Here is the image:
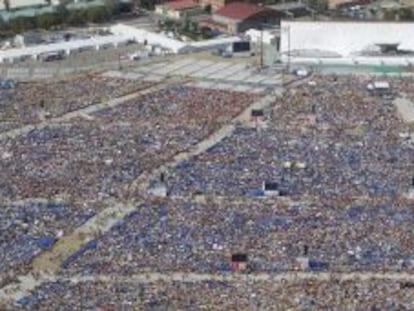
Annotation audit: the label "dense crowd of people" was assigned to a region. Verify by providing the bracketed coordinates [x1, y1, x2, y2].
[5, 73, 414, 309]
[0, 86, 258, 201]
[167, 75, 413, 200]
[59, 195, 414, 276]
[0, 201, 95, 285]
[14, 278, 414, 310]
[0, 74, 152, 132]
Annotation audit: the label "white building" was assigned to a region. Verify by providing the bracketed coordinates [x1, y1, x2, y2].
[8, 0, 48, 9]
[280, 21, 414, 66]
[245, 28, 279, 46]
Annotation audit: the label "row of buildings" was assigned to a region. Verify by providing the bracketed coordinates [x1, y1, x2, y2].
[154, 0, 414, 25]
[0, 0, 236, 13]
[156, 1, 285, 34]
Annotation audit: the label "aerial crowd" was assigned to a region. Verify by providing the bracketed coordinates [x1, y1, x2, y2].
[2, 72, 414, 309]
[14, 278, 414, 310]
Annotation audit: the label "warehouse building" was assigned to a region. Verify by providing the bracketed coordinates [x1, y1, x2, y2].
[201, 2, 282, 34]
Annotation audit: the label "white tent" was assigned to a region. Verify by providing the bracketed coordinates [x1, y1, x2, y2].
[110, 24, 191, 54]
[110, 24, 244, 54]
[190, 36, 242, 52]
[373, 81, 390, 90]
[0, 34, 133, 63]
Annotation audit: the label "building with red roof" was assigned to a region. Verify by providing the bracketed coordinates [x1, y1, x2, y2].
[201, 2, 283, 34]
[215, 1, 266, 19]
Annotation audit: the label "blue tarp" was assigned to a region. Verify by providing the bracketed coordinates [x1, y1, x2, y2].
[15, 296, 31, 307]
[347, 205, 364, 220]
[309, 260, 329, 271]
[246, 189, 264, 197]
[37, 236, 56, 249]
[0, 80, 15, 89]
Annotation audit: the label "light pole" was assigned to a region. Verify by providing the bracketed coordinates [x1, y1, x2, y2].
[281, 25, 291, 72]
[287, 25, 291, 72]
[260, 26, 264, 69]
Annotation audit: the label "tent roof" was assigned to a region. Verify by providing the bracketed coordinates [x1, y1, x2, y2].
[373, 81, 390, 89]
[0, 34, 133, 61]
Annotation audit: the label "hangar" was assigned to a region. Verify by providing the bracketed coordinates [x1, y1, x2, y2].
[280, 21, 414, 66]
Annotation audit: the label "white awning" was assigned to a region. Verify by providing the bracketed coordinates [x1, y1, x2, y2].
[373, 81, 390, 89]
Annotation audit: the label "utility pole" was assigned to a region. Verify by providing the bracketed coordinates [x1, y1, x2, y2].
[260, 26, 264, 69]
[287, 25, 291, 72]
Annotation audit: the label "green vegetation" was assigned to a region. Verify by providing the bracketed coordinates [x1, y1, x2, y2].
[0, 1, 130, 35]
[382, 8, 414, 21]
[204, 4, 211, 14]
[137, 0, 154, 10]
[397, 7, 413, 21]
[307, 0, 328, 12]
[157, 18, 214, 41]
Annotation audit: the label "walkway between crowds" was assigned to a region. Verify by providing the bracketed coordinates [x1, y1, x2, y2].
[0, 85, 277, 305]
[128, 89, 282, 197]
[66, 271, 414, 283]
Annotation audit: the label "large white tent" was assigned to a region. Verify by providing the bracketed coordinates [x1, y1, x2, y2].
[280, 21, 414, 66]
[110, 24, 243, 53]
[0, 24, 244, 64]
[110, 24, 192, 54]
[0, 34, 134, 63]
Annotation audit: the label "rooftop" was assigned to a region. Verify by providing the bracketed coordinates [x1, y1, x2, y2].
[215, 2, 270, 20]
[165, 0, 200, 10]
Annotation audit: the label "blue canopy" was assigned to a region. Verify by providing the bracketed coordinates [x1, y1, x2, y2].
[37, 236, 56, 249]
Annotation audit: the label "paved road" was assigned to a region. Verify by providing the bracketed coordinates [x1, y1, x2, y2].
[64, 271, 414, 283]
[394, 94, 414, 123]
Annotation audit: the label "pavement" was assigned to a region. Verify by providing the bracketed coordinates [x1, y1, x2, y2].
[394, 94, 414, 123]
[133, 57, 288, 91]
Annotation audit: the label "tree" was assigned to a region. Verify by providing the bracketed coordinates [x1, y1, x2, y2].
[204, 4, 211, 14]
[163, 19, 174, 31]
[103, 0, 119, 15]
[399, 8, 413, 21]
[138, 0, 154, 10]
[182, 17, 190, 32]
[190, 21, 198, 33]
[55, 5, 68, 25]
[200, 26, 213, 39]
[86, 5, 111, 23]
[66, 9, 87, 26]
[382, 9, 396, 21]
[307, 0, 328, 12]
[35, 13, 58, 30]
[9, 17, 35, 33]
